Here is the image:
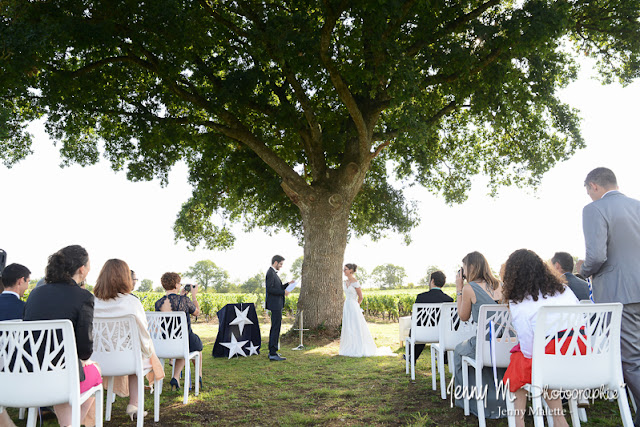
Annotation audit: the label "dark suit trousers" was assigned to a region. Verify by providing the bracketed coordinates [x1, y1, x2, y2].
[413, 344, 426, 361]
[269, 309, 282, 356]
[409, 343, 448, 364]
[620, 303, 640, 426]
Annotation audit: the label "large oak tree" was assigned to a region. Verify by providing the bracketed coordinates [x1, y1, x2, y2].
[2, 0, 639, 328]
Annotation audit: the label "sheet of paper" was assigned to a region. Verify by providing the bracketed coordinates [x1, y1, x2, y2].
[286, 280, 299, 293]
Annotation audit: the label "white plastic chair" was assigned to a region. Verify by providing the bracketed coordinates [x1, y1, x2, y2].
[92, 315, 159, 427]
[431, 303, 477, 399]
[510, 303, 633, 427]
[146, 311, 200, 411]
[461, 304, 518, 427]
[0, 319, 103, 427]
[405, 303, 442, 381]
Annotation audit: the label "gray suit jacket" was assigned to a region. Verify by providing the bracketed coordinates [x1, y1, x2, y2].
[581, 190, 640, 304]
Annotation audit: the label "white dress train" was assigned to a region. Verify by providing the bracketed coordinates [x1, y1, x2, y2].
[338, 280, 396, 357]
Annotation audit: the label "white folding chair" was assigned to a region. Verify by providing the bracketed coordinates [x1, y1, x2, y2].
[512, 303, 633, 427]
[431, 303, 477, 399]
[146, 311, 200, 412]
[461, 304, 517, 427]
[92, 315, 159, 427]
[0, 319, 103, 427]
[405, 303, 442, 381]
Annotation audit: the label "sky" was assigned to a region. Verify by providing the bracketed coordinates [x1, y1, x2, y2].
[1, 60, 640, 288]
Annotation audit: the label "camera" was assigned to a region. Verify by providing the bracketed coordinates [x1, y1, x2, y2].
[459, 266, 466, 280]
[0, 249, 6, 279]
[184, 283, 196, 292]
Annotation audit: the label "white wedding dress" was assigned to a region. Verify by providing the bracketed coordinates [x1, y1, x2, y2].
[339, 280, 396, 357]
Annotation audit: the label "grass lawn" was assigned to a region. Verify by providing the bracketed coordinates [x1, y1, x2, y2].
[4, 315, 628, 426]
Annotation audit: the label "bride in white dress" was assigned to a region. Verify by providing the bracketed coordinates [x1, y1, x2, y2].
[339, 263, 396, 357]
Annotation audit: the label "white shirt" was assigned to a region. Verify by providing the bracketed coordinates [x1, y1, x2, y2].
[509, 288, 579, 358]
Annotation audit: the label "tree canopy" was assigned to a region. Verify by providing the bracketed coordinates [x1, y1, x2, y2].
[183, 259, 230, 292]
[240, 272, 265, 294]
[137, 278, 153, 292]
[371, 263, 407, 289]
[2, 0, 639, 327]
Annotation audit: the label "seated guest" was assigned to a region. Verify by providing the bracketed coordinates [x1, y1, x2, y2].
[0, 263, 30, 426]
[453, 251, 506, 419]
[502, 249, 578, 427]
[0, 263, 30, 320]
[93, 259, 164, 421]
[130, 270, 138, 289]
[407, 271, 453, 362]
[23, 245, 101, 427]
[551, 251, 591, 301]
[155, 272, 203, 391]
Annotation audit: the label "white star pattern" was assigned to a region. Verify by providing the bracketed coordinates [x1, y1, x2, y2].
[246, 341, 260, 356]
[220, 334, 249, 359]
[229, 305, 254, 335]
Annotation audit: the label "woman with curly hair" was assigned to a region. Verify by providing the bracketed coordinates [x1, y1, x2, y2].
[155, 272, 203, 391]
[502, 249, 579, 427]
[453, 251, 506, 419]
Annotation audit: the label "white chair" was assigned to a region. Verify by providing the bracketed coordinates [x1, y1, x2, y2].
[0, 319, 103, 427]
[146, 311, 200, 412]
[431, 303, 477, 399]
[461, 304, 518, 427]
[92, 315, 160, 427]
[512, 303, 633, 427]
[405, 303, 442, 381]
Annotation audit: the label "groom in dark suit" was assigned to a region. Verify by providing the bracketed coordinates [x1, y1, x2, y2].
[0, 263, 31, 321]
[578, 167, 640, 424]
[408, 271, 453, 361]
[266, 255, 291, 361]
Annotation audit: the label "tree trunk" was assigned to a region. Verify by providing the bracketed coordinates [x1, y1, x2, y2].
[296, 194, 351, 329]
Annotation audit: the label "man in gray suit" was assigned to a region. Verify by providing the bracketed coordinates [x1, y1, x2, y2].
[551, 252, 591, 301]
[579, 167, 640, 424]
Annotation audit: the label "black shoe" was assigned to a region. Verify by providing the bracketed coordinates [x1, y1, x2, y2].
[269, 354, 286, 361]
[170, 378, 180, 391]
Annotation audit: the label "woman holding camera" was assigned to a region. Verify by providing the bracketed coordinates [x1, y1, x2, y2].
[155, 272, 203, 391]
[453, 251, 507, 420]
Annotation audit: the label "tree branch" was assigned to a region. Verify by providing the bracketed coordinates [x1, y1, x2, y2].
[320, 0, 370, 150]
[119, 46, 308, 193]
[423, 47, 504, 86]
[406, 0, 501, 57]
[381, 0, 418, 41]
[59, 55, 147, 78]
[234, 1, 328, 180]
[198, 0, 250, 38]
[425, 100, 457, 126]
[372, 130, 399, 142]
[371, 139, 393, 159]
